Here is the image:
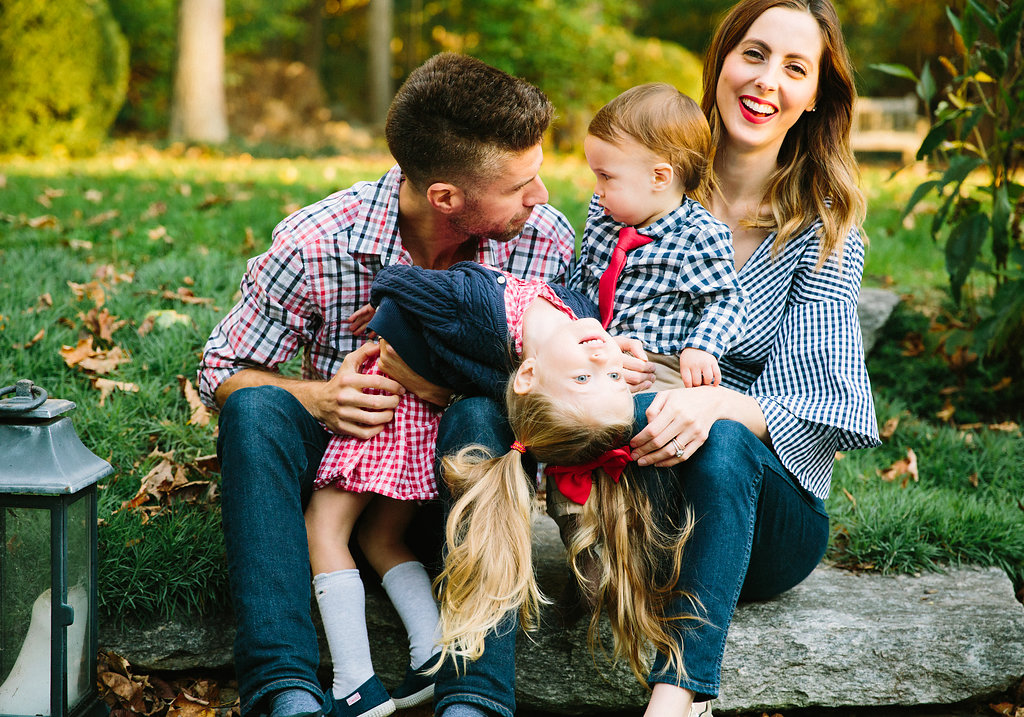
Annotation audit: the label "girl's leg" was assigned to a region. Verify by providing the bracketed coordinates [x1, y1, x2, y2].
[304, 488, 379, 701]
[645, 420, 830, 712]
[359, 498, 441, 670]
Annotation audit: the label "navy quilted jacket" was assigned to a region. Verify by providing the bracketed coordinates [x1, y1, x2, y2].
[367, 262, 598, 401]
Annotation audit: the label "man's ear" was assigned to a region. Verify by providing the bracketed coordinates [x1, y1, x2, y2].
[651, 163, 674, 192]
[512, 358, 536, 395]
[426, 182, 465, 214]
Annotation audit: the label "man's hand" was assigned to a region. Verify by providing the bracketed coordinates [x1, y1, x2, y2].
[378, 338, 454, 407]
[614, 336, 656, 393]
[306, 342, 405, 437]
[679, 348, 721, 388]
[347, 303, 377, 336]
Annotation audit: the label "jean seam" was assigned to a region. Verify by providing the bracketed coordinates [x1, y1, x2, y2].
[242, 677, 324, 717]
[435, 693, 513, 717]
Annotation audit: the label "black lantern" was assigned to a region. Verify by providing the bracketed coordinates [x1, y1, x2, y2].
[0, 380, 109, 717]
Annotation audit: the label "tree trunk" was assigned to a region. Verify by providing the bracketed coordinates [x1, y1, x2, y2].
[170, 0, 228, 142]
[368, 0, 393, 126]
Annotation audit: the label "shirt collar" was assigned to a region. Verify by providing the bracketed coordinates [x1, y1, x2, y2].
[347, 165, 408, 267]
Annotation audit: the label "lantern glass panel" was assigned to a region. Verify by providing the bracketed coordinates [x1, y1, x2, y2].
[67, 494, 91, 712]
[0, 504, 51, 713]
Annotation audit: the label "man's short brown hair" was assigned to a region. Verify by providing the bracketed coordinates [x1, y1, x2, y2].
[385, 53, 553, 191]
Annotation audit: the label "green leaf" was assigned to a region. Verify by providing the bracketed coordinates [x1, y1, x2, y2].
[946, 6, 964, 39]
[917, 123, 950, 159]
[967, 0, 997, 31]
[961, 105, 987, 137]
[918, 62, 936, 106]
[961, 3, 979, 51]
[979, 47, 1007, 77]
[940, 154, 986, 190]
[991, 182, 1012, 267]
[870, 63, 918, 83]
[946, 212, 989, 304]
[997, 1, 1024, 50]
[901, 180, 941, 220]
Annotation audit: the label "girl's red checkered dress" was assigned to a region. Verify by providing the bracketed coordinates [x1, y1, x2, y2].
[314, 271, 577, 501]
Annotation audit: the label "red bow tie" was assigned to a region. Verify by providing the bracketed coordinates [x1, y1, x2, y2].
[545, 446, 633, 504]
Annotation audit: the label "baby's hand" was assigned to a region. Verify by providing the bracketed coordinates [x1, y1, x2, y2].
[678, 348, 720, 387]
[614, 336, 656, 392]
[347, 303, 376, 336]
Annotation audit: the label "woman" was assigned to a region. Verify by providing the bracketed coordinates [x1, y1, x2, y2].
[429, 1, 880, 716]
[630, 1, 880, 714]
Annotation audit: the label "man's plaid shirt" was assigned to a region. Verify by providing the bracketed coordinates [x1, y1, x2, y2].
[568, 196, 746, 359]
[198, 165, 574, 408]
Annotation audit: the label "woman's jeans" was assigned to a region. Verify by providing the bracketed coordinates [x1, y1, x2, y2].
[432, 397, 830, 714]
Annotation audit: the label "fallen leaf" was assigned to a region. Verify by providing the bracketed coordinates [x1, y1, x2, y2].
[880, 416, 900, 440]
[900, 332, 925, 357]
[59, 336, 131, 374]
[987, 376, 1012, 392]
[138, 309, 194, 336]
[148, 225, 171, 242]
[842, 488, 856, 510]
[93, 264, 135, 285]
[879, 447, 919, 486]
[161, 287, 215, 306]
[968, 472, 979, 488]
[99, 671, 146, 712]
[178, 375, 210, 426]
[988, 421, 1020, 433]
[84, 188, 104, 203]
[141, 201, 167, 220]
[935, 399, 955, 422]
[68, 280, 106, 307]
[68, 239, 94, 250]
[26, 292, 54, 313]
[12, 328, 45, 349]
[79, 307, 128, 342]
[938, 386, 959, 395]
[92, 378, 140, 406]
[85, 208, 120, 226]
[28, 214, 59, 229]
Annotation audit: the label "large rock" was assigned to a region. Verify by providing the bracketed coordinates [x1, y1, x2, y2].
[858, 287, 901, 355]
[100, 513, 1024, 713]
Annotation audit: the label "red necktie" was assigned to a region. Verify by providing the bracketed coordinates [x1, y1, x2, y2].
[598, 226, 653, 328]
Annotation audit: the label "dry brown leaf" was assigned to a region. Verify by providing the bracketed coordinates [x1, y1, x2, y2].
[148, 225, 171, 242]
[879, 447, 919, 485]
[842, 488, 856, 510]
[935, 399, 956, 422]
[141, 201, 167, 220]
[26, 292, 54, 313]
[84, 188, 104, 203]
[968, 472, 979, 488]
[28, 214, 59, 229]
[178, 375, 210, 426]
[79, 345, 131, 374]
[68, 238, 94, 250]
[86, 208, 120, 226]
[68, 280, 106, 307]
[99, 671, 146, 712]
[79, 307, 128, 342]
[93, 264, 135, 285]
[162, 287, 215, 306]
[880, 416, 900, 440]
[900, 331, 925, 357]
[13, 328, 45, 350]
[988, 421, 1020, 433]
[987, 376, 1012, 392]
[93, 378, 140, 406]
[60, 337, 99, 367]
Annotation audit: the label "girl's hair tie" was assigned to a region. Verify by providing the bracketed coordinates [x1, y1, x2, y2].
[510, 440, 527, 454]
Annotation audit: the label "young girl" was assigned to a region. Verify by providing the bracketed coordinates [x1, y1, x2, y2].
[304, 261, 639, 717]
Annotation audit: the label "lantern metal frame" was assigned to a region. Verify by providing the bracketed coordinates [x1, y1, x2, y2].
[0, 380, 109, 717]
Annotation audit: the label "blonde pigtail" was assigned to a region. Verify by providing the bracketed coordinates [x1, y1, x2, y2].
[432, 444, 545, 672]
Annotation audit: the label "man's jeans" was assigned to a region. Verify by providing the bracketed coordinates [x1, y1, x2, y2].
[431, 397, 830, 713]
[218, 387, 331, 716]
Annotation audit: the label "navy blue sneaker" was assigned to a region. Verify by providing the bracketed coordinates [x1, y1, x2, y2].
[390, 653, 442, 709]
[336, 676, 395, 717]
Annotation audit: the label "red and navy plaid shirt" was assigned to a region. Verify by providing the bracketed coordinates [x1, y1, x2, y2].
[198, 165, 574, 408]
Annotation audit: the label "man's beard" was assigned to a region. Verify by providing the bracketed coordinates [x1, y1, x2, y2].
[452, 203, 533, 243]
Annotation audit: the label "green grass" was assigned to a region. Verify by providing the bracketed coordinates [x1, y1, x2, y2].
[1, 143, 1021, 619]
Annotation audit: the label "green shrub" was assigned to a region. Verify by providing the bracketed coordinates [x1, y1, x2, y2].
[0, 0, 129, 156]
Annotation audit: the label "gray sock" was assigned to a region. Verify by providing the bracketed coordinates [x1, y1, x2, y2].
[381, 560, 441, 668]
[313, 569, 374, 699]
[441, 705, 490, 717]
[270, 688, 321, 717]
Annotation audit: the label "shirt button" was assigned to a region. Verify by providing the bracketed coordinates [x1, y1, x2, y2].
[497, 276, 506, 284]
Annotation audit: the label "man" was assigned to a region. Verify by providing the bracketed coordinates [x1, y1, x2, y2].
[198, 52, 573, 717]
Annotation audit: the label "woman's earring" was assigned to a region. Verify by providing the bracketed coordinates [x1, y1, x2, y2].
[807, 106, 817, 112]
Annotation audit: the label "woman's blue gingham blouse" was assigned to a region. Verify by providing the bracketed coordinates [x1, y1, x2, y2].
[723, 221, 880, 499]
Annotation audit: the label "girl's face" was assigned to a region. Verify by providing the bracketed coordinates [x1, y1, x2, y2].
[513, 317, 633, 421]
[715, 6, 823, 158]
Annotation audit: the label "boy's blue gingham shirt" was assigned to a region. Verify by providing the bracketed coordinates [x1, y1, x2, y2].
[569, 196, 746, 358]
[722, 221, 880, 499]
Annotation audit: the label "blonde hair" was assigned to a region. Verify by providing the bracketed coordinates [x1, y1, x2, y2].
[588, 83, 713, 194]
[696, 0, 866, 268]
[435, 382, 699, 682]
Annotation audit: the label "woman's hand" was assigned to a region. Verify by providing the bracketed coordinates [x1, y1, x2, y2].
[614, 336, 656, 393]
[630, 386, 768, 467]
[378, 338, 454, 407]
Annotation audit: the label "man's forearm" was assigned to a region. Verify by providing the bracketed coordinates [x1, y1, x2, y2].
[214, 367, 322, 411]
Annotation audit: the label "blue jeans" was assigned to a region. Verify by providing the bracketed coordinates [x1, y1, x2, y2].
[218, 386, 332, 716]
[431, 399, 829, 713]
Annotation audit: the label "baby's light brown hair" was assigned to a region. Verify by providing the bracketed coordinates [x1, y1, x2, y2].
[588, 83, 712, 195]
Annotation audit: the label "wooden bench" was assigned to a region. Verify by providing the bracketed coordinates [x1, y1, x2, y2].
[851, 94, 927, 163]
